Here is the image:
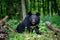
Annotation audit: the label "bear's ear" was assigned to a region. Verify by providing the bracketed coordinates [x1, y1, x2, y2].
[28, 11, 32, 16]
[36, 12, 40, 16]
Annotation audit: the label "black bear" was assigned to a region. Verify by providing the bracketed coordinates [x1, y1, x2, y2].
[16, 11, 41, 34]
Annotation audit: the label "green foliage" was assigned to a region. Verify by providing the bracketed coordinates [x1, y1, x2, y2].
[50, 15, 60, 29]
[8, 31, 60, 40]
[7, 19, 19, 29]
[0, 0, 60, 40]
[42, 15, 60, 28]
[50, 15, 60, 25]
[5, 18, 60, 40]
[39, 20, 48, 33]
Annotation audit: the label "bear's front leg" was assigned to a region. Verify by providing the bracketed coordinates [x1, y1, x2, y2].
[27, 25, 31, 33]
[16, 23, 25, 33]
[35, 26, 41, 35]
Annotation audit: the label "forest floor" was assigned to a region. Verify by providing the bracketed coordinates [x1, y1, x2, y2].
[7, 31, 60, 40]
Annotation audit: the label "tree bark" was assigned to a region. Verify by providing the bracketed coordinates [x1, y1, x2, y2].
[0, 16, 14, 32]
[21, 0, 26, 19]
[0, 16, 8, 27]
[0, 16, 8, 40]
[45, 21, 60, 35]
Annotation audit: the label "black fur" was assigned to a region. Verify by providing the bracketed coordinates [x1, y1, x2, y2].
[16, 12, 41, 34]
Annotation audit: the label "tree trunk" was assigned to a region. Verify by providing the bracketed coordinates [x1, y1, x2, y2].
[53, 0, 58, 14]
[58, 10, 60, 16]
[42, 0, 45, 16]
[21, 0, 26, 19]
[38, 0, 40, 11]
[47, 0, 49, 15]
[0, 2, 2, 19]
[51, 1, 53, 16]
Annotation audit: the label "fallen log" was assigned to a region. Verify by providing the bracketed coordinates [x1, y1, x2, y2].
[45, 21, 60, 35]
[0, 16, 14, 32]
[0, 16, 14, 40]
[0, 16, 8, 32]
[0, 16, 8, 40]
[0, 16, 8, 26]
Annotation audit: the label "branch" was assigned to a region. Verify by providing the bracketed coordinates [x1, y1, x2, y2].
[45, 21, 60, 34]
[5, 24, 15, 32]
[0, 16, 8, 40]
[0, 16, 8, 32]
[0, 16, 8, 26]
[0, 16, 14, 32]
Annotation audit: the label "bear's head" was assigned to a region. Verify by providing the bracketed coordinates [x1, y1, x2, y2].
[28, 11, 40, 25]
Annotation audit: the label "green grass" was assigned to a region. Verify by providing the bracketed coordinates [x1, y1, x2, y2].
[7, 31, 60, 40]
